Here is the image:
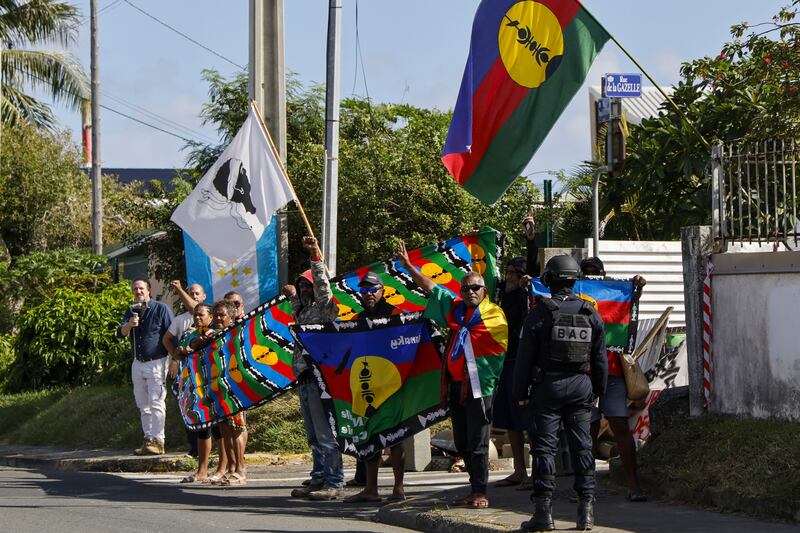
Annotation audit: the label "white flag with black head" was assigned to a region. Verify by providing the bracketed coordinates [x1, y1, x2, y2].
[171, 103, 296, 262]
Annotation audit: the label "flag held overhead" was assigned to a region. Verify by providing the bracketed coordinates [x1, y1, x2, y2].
[171, 102, 296, 262]
[442, 0, 610, 204]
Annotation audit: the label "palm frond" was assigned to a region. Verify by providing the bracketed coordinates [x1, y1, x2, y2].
[1, 81, 55, 127]
[3, 48, 89, 109]
[0, 0, 80, 48]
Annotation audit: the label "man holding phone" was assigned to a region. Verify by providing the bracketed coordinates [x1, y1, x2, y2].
[118, 276, 174, 456]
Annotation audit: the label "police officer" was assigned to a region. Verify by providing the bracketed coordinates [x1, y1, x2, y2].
[513, 255, 607, 531]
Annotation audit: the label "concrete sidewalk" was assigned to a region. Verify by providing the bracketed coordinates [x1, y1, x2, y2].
[376, 468, 799, 533]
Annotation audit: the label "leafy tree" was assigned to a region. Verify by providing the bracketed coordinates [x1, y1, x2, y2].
[0, 122, 140, 258]
[599, 1, 800, 240]
[0, 248, 111, 332]
[1, 0, 89, 127]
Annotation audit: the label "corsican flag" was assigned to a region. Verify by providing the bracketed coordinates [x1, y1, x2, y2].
[171, 102, 296, 262]
[183, 224, 278, 312]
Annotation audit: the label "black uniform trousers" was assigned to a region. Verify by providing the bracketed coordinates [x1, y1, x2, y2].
[449, 381, 494, 494]
[532, 372, 595, 498]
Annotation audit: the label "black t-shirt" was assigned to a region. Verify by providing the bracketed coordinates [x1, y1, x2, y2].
[500, 286, 529, 362]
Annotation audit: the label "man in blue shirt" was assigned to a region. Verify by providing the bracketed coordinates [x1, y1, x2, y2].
[118, 277, 174, 455]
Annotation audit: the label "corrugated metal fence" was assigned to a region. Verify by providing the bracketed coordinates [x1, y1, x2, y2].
[586, 240, 685, 327]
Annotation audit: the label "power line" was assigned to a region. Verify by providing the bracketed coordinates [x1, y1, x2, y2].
[100, 104, 196, 143]
[350, 0, 370, 99]
[101, 91, 216, 144]
[122, 0, 246, 71]
[10, 64, 212, 144]
[72, 0, 125, 29]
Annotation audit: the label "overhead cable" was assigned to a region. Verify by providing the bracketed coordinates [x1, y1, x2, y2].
[122, 0, 246, 71]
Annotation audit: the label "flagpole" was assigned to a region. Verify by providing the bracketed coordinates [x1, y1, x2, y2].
[581, 4, 710, 149]
[250, 99, 318, 243]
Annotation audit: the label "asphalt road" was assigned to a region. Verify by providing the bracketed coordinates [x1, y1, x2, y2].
[0, 465, 473, 533]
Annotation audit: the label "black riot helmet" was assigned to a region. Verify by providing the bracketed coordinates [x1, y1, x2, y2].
[541, 254, 580, 288]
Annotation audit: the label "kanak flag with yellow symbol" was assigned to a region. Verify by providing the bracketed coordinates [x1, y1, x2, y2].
[443, 0, 610, 203]
[176, 227, 503, 430]
[294, 313, 446, 460]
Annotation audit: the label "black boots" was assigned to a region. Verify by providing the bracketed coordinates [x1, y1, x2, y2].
[577, 495, 595, 530]
[522, 496, 555, 531]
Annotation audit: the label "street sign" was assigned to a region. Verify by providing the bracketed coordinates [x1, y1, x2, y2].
[596, 97, 610, 123]
[605, 73, 642, 98]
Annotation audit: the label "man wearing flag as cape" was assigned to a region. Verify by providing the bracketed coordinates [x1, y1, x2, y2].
[396, 241, 508, 510]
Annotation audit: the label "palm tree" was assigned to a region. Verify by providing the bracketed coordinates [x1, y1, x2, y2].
[1, 0, 89, 128]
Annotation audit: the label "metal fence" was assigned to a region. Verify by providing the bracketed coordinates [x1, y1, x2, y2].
[711, 140, 800, 250]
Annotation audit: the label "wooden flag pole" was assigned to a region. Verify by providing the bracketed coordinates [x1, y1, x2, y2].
[581, 6, 710, 150]
[250, 99, 318, 244]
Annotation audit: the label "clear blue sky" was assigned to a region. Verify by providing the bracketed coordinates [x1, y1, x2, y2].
[51, 0, 787, 186]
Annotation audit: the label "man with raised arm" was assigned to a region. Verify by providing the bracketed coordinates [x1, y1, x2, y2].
[396, 241, 508, 510]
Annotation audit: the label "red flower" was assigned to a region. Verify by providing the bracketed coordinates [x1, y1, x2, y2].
[719, 51, 726, 59]
[784, 60, 791, 68]
[791, 86, 798, 94]
[764, 55, 772, 64]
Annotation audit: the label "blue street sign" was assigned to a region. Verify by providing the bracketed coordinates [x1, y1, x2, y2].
[605, 73, 642, 98]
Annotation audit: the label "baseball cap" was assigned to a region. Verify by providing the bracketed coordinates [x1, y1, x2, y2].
[358, 272, 383, 287]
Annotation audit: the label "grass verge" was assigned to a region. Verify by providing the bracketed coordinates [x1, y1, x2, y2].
[639, 414, 799, 522]
[0, 385, 309, 454]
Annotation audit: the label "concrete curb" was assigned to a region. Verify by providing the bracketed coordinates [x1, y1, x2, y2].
[0, 450, 196, 473]
[376, 498, 517, 533]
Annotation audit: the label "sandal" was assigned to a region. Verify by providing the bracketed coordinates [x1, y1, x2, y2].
[226, 472, 246, 485]
[207, 473, 227, 485]
[453, 494, 475, 506]
[469, 496, 489, 509]
[343, 491, 382, 504]
[386, 492, 406, 502]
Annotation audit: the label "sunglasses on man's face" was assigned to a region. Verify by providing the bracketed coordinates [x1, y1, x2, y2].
[461, 284, 485, 294]
[358, 285, 381, 294]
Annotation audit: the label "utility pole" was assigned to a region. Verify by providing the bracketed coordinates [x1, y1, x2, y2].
[249, 0, 287, 286]
[321, 0, 341, 274]
[90, 0, 103, 255]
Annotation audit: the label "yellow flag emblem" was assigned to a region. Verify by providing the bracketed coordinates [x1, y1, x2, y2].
[498, 1, 564, 89]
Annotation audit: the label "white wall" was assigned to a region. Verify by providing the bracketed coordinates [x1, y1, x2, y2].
[711, 255, 800, 421]
[586, 240, 685, 326]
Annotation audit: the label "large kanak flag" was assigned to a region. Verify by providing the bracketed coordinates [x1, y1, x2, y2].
[442, 0, 610, 204]
[171, 103, 296, 262]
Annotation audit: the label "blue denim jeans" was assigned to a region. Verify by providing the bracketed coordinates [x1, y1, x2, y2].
[298, 381, 344, 488]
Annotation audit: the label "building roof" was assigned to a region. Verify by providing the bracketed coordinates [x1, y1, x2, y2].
[588, 86, 675, 157]
[90, 168, 192, 191]
[588, 86, 674, 125]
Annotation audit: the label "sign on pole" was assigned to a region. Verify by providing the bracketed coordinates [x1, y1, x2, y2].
[605, 73, 642, 98]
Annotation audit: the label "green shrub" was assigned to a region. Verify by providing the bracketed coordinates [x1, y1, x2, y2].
[7, 282, 131, 391]
[0, 248, 113, 333]
[245, 392, 308, 453]
[0, 333, 14, 390]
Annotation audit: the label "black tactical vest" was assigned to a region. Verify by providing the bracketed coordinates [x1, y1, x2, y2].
[544, 297, 594, 365]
